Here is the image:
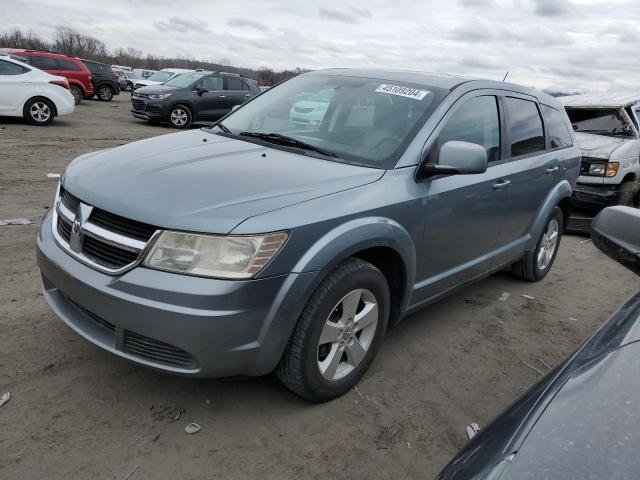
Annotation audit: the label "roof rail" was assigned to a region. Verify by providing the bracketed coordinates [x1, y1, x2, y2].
[220, 72, 240, 76]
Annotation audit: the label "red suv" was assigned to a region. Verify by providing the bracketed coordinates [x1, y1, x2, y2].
[0, 49, 93, 104]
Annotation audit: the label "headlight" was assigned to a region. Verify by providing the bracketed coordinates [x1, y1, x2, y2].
[589, 163, 606, 176]
[147, 93, 171, 100]
[142, 231, 288, 279]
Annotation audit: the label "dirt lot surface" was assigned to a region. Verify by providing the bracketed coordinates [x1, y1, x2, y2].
[1, 95, 638, 479]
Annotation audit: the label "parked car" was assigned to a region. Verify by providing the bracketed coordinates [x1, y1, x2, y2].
[131, 68, 194, 90]
[0, 48, 93, 104]
[111, 64, 132, 72]
[289, 87, 335, 126]
[37, 69, 580, 401]
[0, 54, 74, 125]
[131, 71, 260, 128]
[561, 92, 640, 209]
[113, 69, 143, 91]
[436, 205, 640, 480]
[82, 59, 120, 102]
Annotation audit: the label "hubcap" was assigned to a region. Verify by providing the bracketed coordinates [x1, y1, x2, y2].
[317, 289, 378, 381]
[537, 218, 559, 270]
[71, 88, 80, 102]
[30, 102, 50, 122]
[171, 109, 188, 126]
[99, 87, 112, 99]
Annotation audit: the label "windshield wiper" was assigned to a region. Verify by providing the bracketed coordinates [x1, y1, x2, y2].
[238, 131, 337, 158]
[214, 122, 231, 134]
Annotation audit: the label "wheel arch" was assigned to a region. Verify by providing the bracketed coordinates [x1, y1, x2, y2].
[526, 180, 572, 250]
[23, 96, 57, 118]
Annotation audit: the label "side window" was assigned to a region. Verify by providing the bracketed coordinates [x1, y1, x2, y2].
[0, 60, 28, 75]
[201, 75, 223, 91]
[542, 105, 573, 149]
[435, 96, 501, 163]
[225, 77, 243, 91]
[241, 81, 250, 91]
[30, 56, 58, 70]
[505, 97, 545, 157]
[56, 59, 80, 71]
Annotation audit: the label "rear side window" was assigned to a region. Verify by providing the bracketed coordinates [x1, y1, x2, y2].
[542, 105, 573, 148]
[57, 59, 80, 71]
[505, 97, 545, 157]
[435, 95, 501, 163]
[226, 77, 243, 91]
[0, 60, 29, 75]
[30, 56, 58, 70]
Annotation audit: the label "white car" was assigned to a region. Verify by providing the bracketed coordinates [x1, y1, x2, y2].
[0, 54, 75, 126]
[132, 68, 195, 90]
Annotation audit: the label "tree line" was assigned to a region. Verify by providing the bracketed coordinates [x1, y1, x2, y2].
[0, 26, 305, 85]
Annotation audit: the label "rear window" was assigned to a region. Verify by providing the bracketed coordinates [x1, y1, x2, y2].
[542, 105, 573, 148]
[505, 97, 545, 157]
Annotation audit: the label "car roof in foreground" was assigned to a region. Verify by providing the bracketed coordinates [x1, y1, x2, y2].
[309, 68, 561, 107]
[559, 91, 640, 108]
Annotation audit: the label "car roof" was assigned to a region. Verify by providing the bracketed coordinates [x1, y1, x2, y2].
[160, 68, 195, 73]
[2, 48, 80, 61]
[308, 68, 560, 107]
[559, 91, 640, 108]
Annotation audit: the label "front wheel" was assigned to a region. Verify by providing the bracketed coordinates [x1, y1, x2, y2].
[511, 207, 563, 281]
[619, 181, 640, 208]
[168, 105, 192, 129]
[277, 258, 390, 402]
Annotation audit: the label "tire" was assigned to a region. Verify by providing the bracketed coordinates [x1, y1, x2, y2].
[96, 85, 114, 102]
[126, 82, 133, 92]
[276, 258, 390, 402]
[619, 180, 640, 208]
[168, 105, 192, 129]
[511, 206, 563, 282]
[70, 85, 83, 105]
[23, 98, 55, 126]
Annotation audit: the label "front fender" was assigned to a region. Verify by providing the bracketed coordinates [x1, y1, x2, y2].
[526, 180, 573, 251]
[292, 217, 416, 311]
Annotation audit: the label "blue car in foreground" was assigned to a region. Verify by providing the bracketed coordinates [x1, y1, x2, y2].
[37, 69, 580, 401]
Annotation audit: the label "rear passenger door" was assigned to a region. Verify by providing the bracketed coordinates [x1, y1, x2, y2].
[491, 96, 561, 266]
[224, 76, 252, 111]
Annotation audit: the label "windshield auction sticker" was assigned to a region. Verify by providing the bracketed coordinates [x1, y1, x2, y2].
[375, 84, 430, 100]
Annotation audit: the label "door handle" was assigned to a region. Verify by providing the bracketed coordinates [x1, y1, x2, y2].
[244, 94, 251, 97]
[545, 166, 559, 174]
[218, 95, 226, 98]
[493, 180, 511, 191]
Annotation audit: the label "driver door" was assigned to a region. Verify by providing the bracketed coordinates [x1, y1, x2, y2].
[194, 75, 225, 120]
[414, 93, 509, 302]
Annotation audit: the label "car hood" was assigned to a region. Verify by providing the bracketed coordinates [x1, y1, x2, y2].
[292, 100, 327, 110]
[134, 84, 176, 95]
[133, 79, 161, 88]
[574, 131, 631, 159]
[63, 129, 384, 234]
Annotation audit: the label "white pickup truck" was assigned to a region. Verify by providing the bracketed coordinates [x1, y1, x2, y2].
[560, 92, 640, 208]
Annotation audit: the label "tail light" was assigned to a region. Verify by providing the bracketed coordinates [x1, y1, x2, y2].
[49, 79, 69, 89]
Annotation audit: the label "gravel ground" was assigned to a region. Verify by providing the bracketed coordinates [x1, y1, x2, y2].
[1, 95, 638, 479]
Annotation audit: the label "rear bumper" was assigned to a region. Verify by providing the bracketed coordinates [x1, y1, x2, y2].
[571, 183, 620, 208]
[36, 210, 319, 377]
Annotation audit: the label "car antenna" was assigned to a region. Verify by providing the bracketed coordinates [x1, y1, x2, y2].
[502, 71, 510, 82]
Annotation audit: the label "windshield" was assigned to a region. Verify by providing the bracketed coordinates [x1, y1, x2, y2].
[566, 108, 633, 137]
[146, 71, 174, 83]
[164, 72, 206, 88]
[215, 74, 448, 168]
[127, 70, 142, 79]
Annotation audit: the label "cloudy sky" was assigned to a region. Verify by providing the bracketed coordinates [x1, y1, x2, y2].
[3, 0, 640, 92]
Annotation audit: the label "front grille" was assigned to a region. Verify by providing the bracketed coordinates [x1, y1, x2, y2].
[82, 235, 139, 269]
[90, 208, 156, 241]
[67, 296, 115, 333]
[123, 331, 197, 369]
[57, 215, 72, 242]
[131, 99, 146, 111]
[61, 188, 80, 212]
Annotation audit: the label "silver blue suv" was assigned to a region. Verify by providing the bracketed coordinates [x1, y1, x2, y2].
[36, 69, 580, 401]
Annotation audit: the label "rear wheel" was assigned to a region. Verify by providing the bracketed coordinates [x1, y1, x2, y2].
[511, 207, 563, 282]
[168, 105, 192, 129]
[24, 98, 54, 126]
[97, 85, 114, 101]
[619, 180, 640, 208]
[277, 258, 390, 402]
[70, 85, 82, 105]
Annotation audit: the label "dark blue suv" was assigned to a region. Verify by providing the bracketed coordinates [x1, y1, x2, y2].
[38, 69, 580, 401]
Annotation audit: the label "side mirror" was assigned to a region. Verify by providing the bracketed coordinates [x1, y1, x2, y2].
[591, 206, 640, 275]
[420, 141, 488, 178]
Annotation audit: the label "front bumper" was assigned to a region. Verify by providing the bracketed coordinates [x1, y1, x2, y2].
[571, 183, 621, 208]
[36, 211, 318, 377]
[130, 97, 168, 122]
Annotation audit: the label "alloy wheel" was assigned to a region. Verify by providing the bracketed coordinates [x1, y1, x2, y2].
[170, 108, 188, 127]
[537, 218, 559, 270]
[317, 289, 378, 381]
[30, 102, 51, 123]
[98, 86, 113, 100]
